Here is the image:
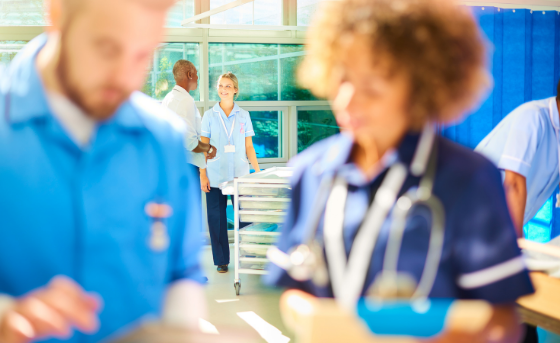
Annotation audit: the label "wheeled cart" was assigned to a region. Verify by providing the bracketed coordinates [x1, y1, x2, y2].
[221, 167, 293, 295]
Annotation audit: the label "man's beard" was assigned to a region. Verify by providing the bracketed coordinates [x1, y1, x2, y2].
[56, 40, 130, 121]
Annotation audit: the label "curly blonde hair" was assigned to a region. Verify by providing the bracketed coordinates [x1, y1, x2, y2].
[299, 0, 491, 129]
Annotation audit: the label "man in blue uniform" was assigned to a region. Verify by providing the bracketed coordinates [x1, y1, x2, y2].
[476, 83, 560, 236]
[0, 0, 206, 342]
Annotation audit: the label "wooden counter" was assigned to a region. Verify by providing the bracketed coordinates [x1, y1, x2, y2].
[517, 272, 560, 335]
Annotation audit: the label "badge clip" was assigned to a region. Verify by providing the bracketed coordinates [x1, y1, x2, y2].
[145, 202, 173, 252]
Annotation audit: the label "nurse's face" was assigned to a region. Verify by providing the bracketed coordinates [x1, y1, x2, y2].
[54, 0, 170, 120]
[332, 37, 411, 145]
[217, 78, 237, 102]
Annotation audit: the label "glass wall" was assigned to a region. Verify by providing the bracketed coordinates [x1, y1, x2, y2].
[210, 0, 282, 25]
[142, 43, 200, 101]
[166, 0, 195, 27]
[297, 109, 339, 152]
[0, 41, 26, 70]
[297, 0, 323, 26]
[208, 43, 315, 101]
[248, 110, 282, 159]
[0, 0, 47, 26]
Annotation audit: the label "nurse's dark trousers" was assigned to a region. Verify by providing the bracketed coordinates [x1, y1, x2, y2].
[206, 187, 249, 266]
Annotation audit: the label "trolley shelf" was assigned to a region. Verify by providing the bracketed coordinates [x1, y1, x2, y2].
[230, 167, 293, 296]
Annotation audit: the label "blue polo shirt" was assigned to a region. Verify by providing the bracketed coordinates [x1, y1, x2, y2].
[201, 103, 255, 187]
[476, 97, 560, 225]
[0, 35, 204, 343]
[265, 133, 534, 303]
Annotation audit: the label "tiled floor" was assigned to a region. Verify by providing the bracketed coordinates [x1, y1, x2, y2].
[201, 245, 294, 342]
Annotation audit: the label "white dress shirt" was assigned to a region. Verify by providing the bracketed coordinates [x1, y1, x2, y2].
[162, 85, 206, 169]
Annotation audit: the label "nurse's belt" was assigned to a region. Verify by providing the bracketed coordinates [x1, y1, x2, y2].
[218, 113, 236, 145]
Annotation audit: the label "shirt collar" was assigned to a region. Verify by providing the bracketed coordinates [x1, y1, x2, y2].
[4, 33, 145, 132]
[319, 132, 422, 187]
[172, 85, 192, 98]
[213, 102, 240, 119]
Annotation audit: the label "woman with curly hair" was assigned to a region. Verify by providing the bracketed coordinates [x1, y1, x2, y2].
[266, 0, 533, 341]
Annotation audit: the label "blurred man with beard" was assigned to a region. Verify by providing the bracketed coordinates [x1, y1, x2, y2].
[0, 0, 207, 342]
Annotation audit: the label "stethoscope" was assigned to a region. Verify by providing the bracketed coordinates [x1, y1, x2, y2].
[268, 124, 445, 310]
[3, 82, 172, 254]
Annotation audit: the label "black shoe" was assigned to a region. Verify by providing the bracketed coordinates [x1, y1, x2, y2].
[217, 265, 228, 273]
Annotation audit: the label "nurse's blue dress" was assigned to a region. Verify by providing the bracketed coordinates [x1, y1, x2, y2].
[265, 132, 534, 303]
[0, 35, 205, 343]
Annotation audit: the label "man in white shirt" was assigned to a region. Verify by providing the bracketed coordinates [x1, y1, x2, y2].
[162, 60, 216, 167]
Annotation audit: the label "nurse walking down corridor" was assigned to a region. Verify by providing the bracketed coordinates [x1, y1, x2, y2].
[200, 72, 260, 273]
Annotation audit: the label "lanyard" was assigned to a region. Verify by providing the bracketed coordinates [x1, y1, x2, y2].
[323, 125, 437, 310]
[324, 164, 408, 309]
[218, 113, 235, 145]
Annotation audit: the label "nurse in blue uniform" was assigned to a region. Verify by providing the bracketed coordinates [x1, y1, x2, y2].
[0, 0, 205, 342]
[200, 72, 261, 273]
[265, 0, 533, 341]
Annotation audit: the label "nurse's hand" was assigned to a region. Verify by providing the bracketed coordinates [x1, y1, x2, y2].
[0, 276, 101, 343]
[200, 174, 211, 193]
[206, 144, 217, 160]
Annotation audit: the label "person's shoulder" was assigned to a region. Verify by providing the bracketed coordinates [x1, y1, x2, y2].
[437, 136, 501, 185]
[288, 134, 348, 181]
[202, 107, 216, 120]
[128, 91, 186, 144]
[507, 98, 551, 123]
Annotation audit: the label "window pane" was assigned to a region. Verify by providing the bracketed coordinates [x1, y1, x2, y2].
[297, 0, 323, 26]
[0, 0, 47, 26]
[297, 109, 339, 152]
[249, 110, 282, 158]
[142, 43, 200, 101]
[209, 43, 313, 101]
[0, 41, 26, 70]
[210, 0, 281, 25]
[166, 0, 195, 27]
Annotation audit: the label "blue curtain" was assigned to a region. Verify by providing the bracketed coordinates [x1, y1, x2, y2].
[442, 7, 560, 149]
[442, 7, 560, 242]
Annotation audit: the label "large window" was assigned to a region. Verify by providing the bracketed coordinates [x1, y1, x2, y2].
[142, 43, 200, 101]
[166, 0, 195, 27]
[210, 0, 282, 25]
[0, 41, 26, 69]
[248, 109, 284, 159]
[0, 0, 47, 26]
[297, 0, 323, 26]
[297, 108, 339, 153]
[208, 43, 314, 101]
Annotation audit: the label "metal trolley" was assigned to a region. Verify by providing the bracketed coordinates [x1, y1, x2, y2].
[229, 167, 293, 296]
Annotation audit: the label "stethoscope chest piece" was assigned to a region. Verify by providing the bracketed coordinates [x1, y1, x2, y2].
[288, 243, 329, 286]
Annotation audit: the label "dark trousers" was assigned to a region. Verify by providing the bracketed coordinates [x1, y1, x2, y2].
[206, 187, 249, 266]
[522, 325, 538, 343]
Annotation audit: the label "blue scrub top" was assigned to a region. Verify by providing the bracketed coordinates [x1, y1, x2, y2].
[201, 103, 255, 188]
[265, 133, 534, 303]
[0, 35, 205, 343]
[475, 97, 560, 225]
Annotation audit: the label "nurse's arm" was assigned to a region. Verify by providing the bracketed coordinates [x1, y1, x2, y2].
[503, 170, 527, 237]
[245, 137, 260, 173]
[427, 303, 522, 343]
[0, 277, 101, 343]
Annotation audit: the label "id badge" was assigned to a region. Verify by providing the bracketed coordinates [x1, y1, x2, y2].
[224, 144, 236, 153]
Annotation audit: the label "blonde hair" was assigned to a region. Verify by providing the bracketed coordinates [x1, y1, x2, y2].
[217, 72, 239, 100]
[299, 0, 491, 129]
